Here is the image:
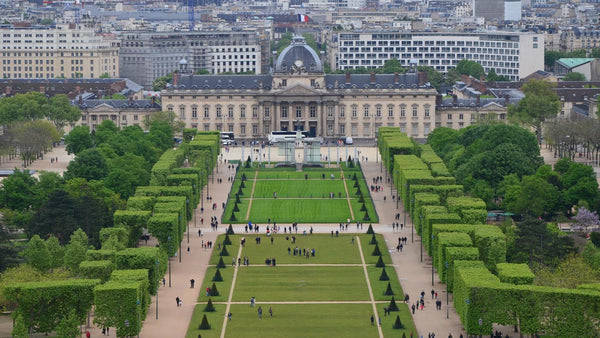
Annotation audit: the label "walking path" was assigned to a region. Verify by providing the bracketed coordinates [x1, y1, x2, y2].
[220, 244, 243, 338]
[245, 169, 259, 220]
[357, 236, 384, 338]
[341, 169, 355, 220]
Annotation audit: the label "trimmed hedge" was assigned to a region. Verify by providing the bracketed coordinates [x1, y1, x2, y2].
[422, 213, 462, 253]
[473, 226, 507, 273]
[79, 260, 114, 282]
[445, 247, 479, 290]
[86, 249, 116, 262]
[114, 247, 167, 296]
[113, 210, 152, 247]
[125, 196, 156, 211]
[110, 269, 151, 319]
[147, 213, 180, 257]
[435, 232, 473, 280]
[496, 263, 534, 285]
[94, 281, 145, 338]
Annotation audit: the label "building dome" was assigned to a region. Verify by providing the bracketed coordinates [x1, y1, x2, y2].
[274, 36, 323, 74]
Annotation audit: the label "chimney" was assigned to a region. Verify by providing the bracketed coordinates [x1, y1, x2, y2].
[129, 96, 133, 105]
[345, 72, 351, 84]
[173, 72, 179, 87]
[504, 94, 510, 106]
[476, 95, 481, 106]
[151, 96, 155, 106]
[418, 71, 428, 86]
[394, 72, 400, 84]
[452, 94, 458, 106]
[370, 72, 376, 84]
[436, 94, 442, 106]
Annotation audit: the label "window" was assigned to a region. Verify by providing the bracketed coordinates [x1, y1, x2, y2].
[240, 124, 246, 134]
[192, 107, 198, 118]
[447, 114, 452, 120]
[179, 107, 185, 119]
[122, 115, 127, 121]
[253, 107, 258, 118]
[216, 107, 222, 118]
[296, 106, 302, 118]
[228, 107, 234, 118]
[364, 123, 370, 136]
[424, 123, 430, 135]
[424, 106, 430, 117]
[204, 124, 210, 131]
[228, 124, 234, 132]
[240, 106, 246, 118]
[411, 123, 418, 135]
[264, 124, 270, 134]
[340, 106, 345, 118]
[351, 124, 358, 136]
[264, 107, 270, 117]
[340, 124, 346, 135]
[327, 124, 333, 135]
[459, 114, 464, 120]
[252, 124, 258, 134]
[376, 106, 381, 117]
[400, 123, 406, 133]
[327, 106, 333, 117]
[388, 106, 394, 117]
[352, 105, 357, 117]
[412, 105, 418, 117]
[310, 107, 316, 118]
[400, 105, 406, 117]
[363, 106, 369, 117]
[216, 124, 222, 131]
[281, 106, 288, 118]
[134, 115, 138, 121]
[204, 107, 209, 118]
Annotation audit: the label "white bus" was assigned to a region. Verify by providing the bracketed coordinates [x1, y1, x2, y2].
[268, 131, 308, 144]
[220, 132, 234, 145]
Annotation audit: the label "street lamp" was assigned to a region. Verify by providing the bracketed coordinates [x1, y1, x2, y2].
[445, 261, 449, 319]
[419, 213, 423, 262]
[155, 260, 159, 319]
[136, 299, 140, 338]
[187, 198, 190, 244]
[168, 236, 172, 287]
[431, 234, 434, 286]
[200, 172, 204, 211]
[465, 298, 470, 338]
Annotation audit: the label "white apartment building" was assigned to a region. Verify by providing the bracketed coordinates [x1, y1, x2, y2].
[0, 24, 119, 79]
[330, 31, 544, 81]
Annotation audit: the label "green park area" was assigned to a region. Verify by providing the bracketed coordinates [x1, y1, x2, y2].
[222, 164, 378, 224]
[187, 232, 415, 338]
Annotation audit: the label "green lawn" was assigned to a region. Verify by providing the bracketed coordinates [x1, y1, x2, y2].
[235, 233, 362, 264]
[252, 179, 346, 198]
[246, 199, 352, 223]
[223, 303, 380, 338]
[186, 304, 226, 338]
[232, 266, 369, 301]
[222, 164, 378, 224]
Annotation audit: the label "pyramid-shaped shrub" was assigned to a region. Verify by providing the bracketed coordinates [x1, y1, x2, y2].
[384, 282, 394, 295]
[212, 268, 223, 281]
[210, 283, 219, 296]
[393, 315, 404, 329]
[223, 234, 232, 245]
[375, 255, 385, 268]
[204, 298, 215, 312]
[219, 245, 229, 256]
[369, 233, 377, 245]
[372, 244, 381, 256]
[388, 296, 399, 311]
[217, 257, 226, 268]
[379, 268, 389, 281]
[366, 224, 374, 234]
[199, 314, 211, 329]
[226, 224, 235, 234]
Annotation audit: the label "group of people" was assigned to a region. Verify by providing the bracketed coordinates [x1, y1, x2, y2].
[288, 246, 315, 258]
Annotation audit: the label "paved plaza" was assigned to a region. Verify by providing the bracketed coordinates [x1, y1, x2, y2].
[3, 141, 593, 337]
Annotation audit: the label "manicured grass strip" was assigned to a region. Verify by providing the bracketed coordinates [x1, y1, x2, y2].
[236, 233, 362, 264]
[185, 304, 226, 338]
[378, 303, 418, 338]
[252, 179, 346, 198]
[256, 170, 342, 179]
[224, 303, 380, 338]
[247, 199, 352, 223]
[197, 266, 235, 303]
[232, 266, 370, 301]
[359, 234, 393, 265]
[367, 265, 404, 302]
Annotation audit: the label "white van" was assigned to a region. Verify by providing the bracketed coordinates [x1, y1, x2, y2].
[345, 137, 353, 145]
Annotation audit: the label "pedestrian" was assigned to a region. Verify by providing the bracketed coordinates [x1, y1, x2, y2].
[411, 303, 416, 314]
[251, 297, 255, 307]
[162, 277, 166, 287]
[258, 306, 263, 319]
[269, 307, 273, 317]
[431, 289, 435, 299]
[176, 296, 180, 307]
[206, 287, 210, 297]
[228, 312, 232, 321]
[378, 317, 381, 326]
[86, 331, 91, 338]
[370, 314, 374, 326]
[190, 279, 195, 288]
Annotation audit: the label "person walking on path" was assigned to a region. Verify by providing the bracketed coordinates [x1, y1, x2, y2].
[269, 307, 273, 317]
[176, 297, 180, 307]
[250, 297, 255, 307]
[258, 306, 263, 319]
[370, 315, 374, 326]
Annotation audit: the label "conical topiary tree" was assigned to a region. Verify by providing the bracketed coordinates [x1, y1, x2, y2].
[210, 283, 219, 296]
[354, 180, 359, 188]
[241, 173, 247, 181]
[230, 212, 237, 221]
[199, 314, 211, 329]
[240, 181, 246, 189]
[204, 298, 215, 312]
[223, 234, 232, 245]
[379, 268, 389, 281]
[212, 268, 223, 281]
[372, 244, 381, 256]
[369, 233, 377, 245]
[375, 255, 385, 268]
[226, 224, 235, 234]
[360, 203, 367, 211]
[353, 173, 357, 181]
[388, 296, 399, 311]
[384, 282, 394, 295]
[217, 257, 226, 268]
[363, 211, 371, 221]
[356, 186, 361, 195]
[245, 156, 251, 168]
[237, 186, 244, 195]
[366, 224, 374, 234]
[233, 203, 240, 212]
[220, 245, 229, 256]
[393, 315, 404, 329]
[235, 194, 241, 203]
[358, 194, 365, 203]
[402, 333, 407, 338]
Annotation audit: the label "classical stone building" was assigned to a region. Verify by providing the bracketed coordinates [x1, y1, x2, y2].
[161, 36, 437, 141]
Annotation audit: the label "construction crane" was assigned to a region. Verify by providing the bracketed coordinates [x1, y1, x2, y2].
[188, 0, 195, 31]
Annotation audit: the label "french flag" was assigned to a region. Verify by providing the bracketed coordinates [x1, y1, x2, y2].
[298, 14, 309, 22]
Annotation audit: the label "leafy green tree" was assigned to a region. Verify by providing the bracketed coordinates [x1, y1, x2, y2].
[146, 121, 175, 152]
[99, 73, 111, 78]
[194, 69, 210, 75]
[94, 119, 119, 145]
[55, 310, 81, 338]
[504, 175, 559, 218]
[591, 48, 600, 58]
[455, 59, 485, 78]
[560, 161, 599, 211]
[152, 72, 174, 91]
[65, 148, 109, 181]
[0, 225, 20, 272]
[27, 190, 78, 244]
[104, 153, 149, 199]
[426, 127, 459, 155]
[34, 171, 65, 209]
[534, 255, 599, 288]
[44, 94, 81, 130]
[64, 125, 93, 155]
[380, 58, 406, 74]
[0, 169, 38, 210]
[563, 72, 586, 81]
[544, 50, 563, 69]
[510, 218, 576, 268]
[508, 79, 561, 145]
[7, 120, 60, 166]
[417, 66, 445, 89]
[22, 235, 52, 271]
[486, 68, 510, 82]
[63, 228, 89, 273]
[45, 235, 65, 269]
